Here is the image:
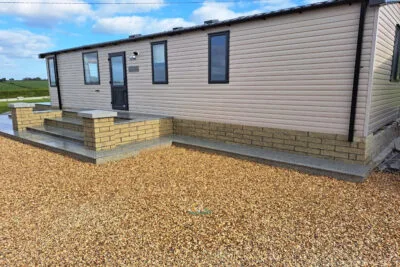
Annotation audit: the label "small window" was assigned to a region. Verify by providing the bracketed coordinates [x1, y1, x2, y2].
[47, 57, 57, 87]
[83, 51, 100, 85]
[151, 41, 168, 84]
[209, 31, 229, 83]
[391, 25, 400, 82]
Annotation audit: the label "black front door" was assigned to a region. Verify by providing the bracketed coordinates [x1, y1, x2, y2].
[109, 52, 128, 110]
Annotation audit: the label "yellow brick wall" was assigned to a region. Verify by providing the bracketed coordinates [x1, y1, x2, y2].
[82, 117, 116, 151]
[173, 119, 368, 164]
[82, 117, 173, 151]
[11, 107, 62, 131]
[113, 118, 173, 146]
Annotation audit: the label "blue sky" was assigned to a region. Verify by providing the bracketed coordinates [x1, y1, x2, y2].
[0, 0, 319, 79]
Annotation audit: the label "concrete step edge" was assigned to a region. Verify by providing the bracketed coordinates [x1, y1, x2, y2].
[27, 126, 84, 144]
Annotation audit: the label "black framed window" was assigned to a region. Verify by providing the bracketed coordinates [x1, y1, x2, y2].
[391, 25, 400, 82]
[47, 57, 57, 87]
[82, 51, 100, 85]
[209, 31, 229, 83]
[151, 41, 168, 84]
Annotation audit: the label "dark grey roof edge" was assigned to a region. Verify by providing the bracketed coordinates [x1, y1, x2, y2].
[38, 0, 361, 59]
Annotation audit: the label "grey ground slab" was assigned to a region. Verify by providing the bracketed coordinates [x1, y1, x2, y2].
[27, 125, 84, 143]
[172, 135, 372, 182]
[0, 115, 13, 133]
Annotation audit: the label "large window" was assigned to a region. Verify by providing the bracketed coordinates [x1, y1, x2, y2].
[83, 51, 100, 85]
[391, 25, 400, 82]
[151, 41, 168, 84]
[209, 31, 229, 83]
[47, 57, 57, 87]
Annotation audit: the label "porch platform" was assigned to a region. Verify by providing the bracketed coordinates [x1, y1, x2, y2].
[0, 114, 172, 164]
[0, 114, 373, 182]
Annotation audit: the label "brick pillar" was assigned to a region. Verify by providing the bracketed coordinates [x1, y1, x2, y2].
[78, 110, 118, 151]
[9, 103, 62, 131]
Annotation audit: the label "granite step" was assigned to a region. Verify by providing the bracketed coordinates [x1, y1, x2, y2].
[44, 117, 83, 132]
[27, 125, 84, 144]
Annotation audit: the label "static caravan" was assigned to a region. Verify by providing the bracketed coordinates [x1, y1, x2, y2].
[36, 0, 399, 172]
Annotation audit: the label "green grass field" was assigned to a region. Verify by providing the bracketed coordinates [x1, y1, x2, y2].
[0, 80, 49, 99]
[0, 98, 50, 114]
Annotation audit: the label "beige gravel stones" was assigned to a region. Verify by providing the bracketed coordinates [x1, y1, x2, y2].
[0, 136, 399, 265]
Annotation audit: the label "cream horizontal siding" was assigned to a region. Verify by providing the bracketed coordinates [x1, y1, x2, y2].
[57, 52, 112, 110]
[368, 3, 400, 133]
[51, 3, 374, 136]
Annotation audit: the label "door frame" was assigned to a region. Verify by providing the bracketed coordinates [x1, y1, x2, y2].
[108, 51, 129, 110]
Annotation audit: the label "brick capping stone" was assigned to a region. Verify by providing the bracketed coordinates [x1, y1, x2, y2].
[8, 103, 36, 108]
[78, 110, 118, 119]
[9, 103, 62, 131]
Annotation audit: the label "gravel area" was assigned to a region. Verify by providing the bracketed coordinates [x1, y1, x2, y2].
[0, 136, 399, 265]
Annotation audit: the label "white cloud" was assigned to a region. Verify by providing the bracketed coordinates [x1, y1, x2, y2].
[190, 0, 300, 25]
[94, 0, 165, 17]
[302, 0, 325, 4]
[0, 29, 52, 59]
[0, 0, 306, 30]
[92, 0, 303, 36]
[0, 0, 92, 27]
[259, 0, 298, 11]
[93, 16, 194, 35]
[191, 1, 261, 24]
[0, 55, 16, 68]
[0, 30, 52, 78]
[0, 0, 165, 27]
